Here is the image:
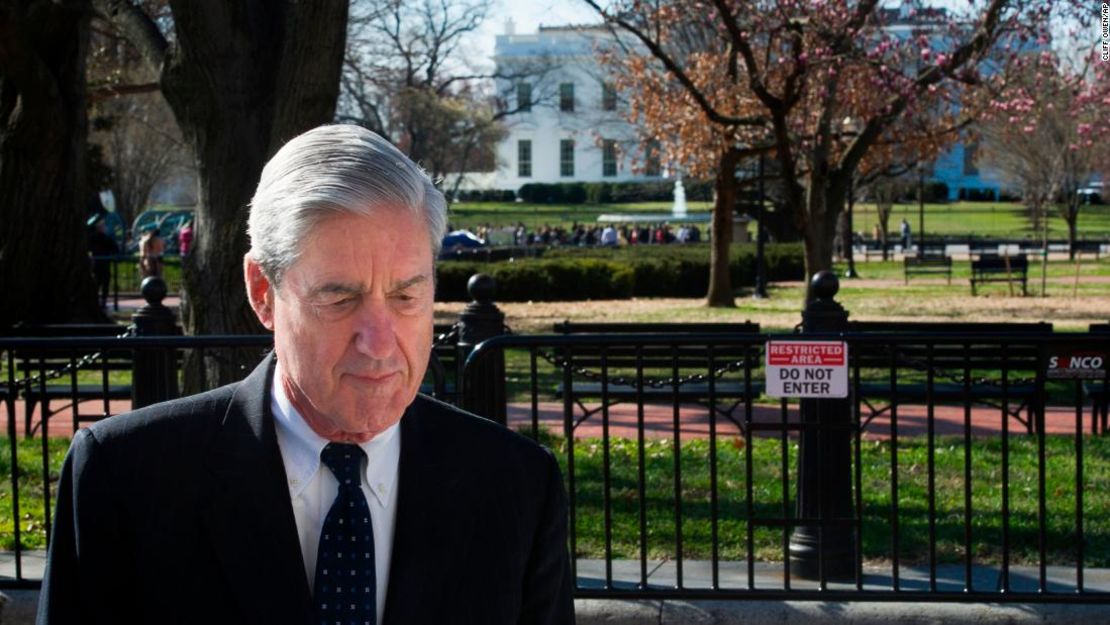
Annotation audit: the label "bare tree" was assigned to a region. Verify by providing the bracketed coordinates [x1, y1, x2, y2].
[93, 0, 348, 386]
[861, 175, 916, 261]
[340, 0, 552, 190]
[87, 18, 189, 232]
[585, 0, 1087, 303]
[978, 53, 1109, 258]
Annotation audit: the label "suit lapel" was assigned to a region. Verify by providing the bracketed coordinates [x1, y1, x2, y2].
[382, 398, 471, 625]
[199, 354, 314, 624]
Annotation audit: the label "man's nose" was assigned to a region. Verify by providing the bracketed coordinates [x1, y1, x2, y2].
[352, 300, 397, 360]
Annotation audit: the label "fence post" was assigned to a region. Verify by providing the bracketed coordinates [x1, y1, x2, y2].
[131, 277, 180, 409]
[458, 274, 507, 425]
[789, 270, 857, 579]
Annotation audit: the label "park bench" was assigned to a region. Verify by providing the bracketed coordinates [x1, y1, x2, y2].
[1, 321, 462, 436]
[1071, 241, 1104, 259]
[847, 321, 1052, 434]
[1085, 323, 1110, 435]
[550, 321, 764, 430]
[421, 323, 463, 403]
[903, 254, 952, 284]
[970, 254, 1028, 296]
[4, 323, 136, 436]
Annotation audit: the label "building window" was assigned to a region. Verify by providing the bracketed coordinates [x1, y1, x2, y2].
[601, 82, 617, 111]
[963, 142, 979, 176]
[602, 139, 617, 177]
[559, 82, 575, 112]
[644, 140, 661, 177]
[518, 140, 532, 177]
[516, 83, 532, 112]
[560, 139, 575, 177]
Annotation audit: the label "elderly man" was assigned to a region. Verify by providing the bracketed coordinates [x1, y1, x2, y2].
[37, 125, 574, 625]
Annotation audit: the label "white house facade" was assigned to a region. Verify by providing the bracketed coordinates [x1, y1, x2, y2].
[492, 25, 667, 190]
[490, 7, 1011, 201]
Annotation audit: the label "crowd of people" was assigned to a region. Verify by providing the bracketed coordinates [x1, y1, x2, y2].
[464, 221, 704, 248]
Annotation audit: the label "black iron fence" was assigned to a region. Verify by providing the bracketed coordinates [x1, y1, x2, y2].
[1, 272, 1108, 604]
[463, 330, 1109, 602]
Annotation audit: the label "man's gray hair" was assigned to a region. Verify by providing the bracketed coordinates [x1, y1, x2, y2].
[247, 124, 447, 285]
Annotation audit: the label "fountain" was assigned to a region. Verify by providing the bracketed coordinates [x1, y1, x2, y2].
[672, 176, 688, 218]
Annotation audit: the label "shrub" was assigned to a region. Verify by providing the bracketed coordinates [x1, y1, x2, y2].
[585, 183, 612, 204]
[581, 180, 715, 204]
[435, 243, 805, 302]
[958, 187, 997, 202]
[927, 182, 949, 203]
[517, 183, 587, 204]
[454, 189, 515, 202]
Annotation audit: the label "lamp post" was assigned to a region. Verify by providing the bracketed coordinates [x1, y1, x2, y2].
[753, 151, 769, 299]
[841, 117, 859, 278]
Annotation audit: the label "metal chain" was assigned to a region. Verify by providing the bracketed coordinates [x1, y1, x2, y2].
[3, 325, 137, 391]
[534, 341, 1035, 391]
[433, 323, 461, 347]
[536, 347, 754, 391]
[879, 344, 1037, 387]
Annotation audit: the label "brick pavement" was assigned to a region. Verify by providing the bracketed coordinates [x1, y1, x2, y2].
[4, 397, 1101, 441]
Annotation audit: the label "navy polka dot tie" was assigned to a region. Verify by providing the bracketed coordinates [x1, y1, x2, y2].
[314, 443, 376, 625]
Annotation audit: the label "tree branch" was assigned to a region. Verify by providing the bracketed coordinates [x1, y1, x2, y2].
[90, 0, 168, 73]
[87, 81, 161, 102]
[583, 0, 765, 127]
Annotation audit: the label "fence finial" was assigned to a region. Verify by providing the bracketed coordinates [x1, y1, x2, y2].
[459, 274, 507, 425]
[140, 276, 168, 308]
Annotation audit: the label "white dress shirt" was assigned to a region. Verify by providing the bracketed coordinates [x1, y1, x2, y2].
[271, 363, 400, 624]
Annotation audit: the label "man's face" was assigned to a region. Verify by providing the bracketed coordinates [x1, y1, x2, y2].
[245, 209, 434, 443]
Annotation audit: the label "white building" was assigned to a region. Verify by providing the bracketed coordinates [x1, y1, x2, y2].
[492, 24, 666, 190]
[489, 9, 1010, 201]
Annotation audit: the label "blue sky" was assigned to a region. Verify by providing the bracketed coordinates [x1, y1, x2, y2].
[471, 1, 601, 63]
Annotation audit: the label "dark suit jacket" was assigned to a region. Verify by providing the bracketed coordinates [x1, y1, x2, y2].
[37, 355, 574, 624]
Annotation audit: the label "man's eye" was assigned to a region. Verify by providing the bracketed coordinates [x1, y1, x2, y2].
[392, 292, 422, 307]
[317, 295, 358, 309]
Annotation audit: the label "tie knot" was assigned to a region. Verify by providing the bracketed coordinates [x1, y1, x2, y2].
[320, 442, 365, 487]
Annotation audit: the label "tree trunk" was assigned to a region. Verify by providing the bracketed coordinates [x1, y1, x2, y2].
[1065, 201, 1079, 261]
[0, 2, 104, 329]
[802, 171, 847, 302]
[706, 148, 738, 307]
[877, 205, 891, 261]
[158, 0, 349, 389]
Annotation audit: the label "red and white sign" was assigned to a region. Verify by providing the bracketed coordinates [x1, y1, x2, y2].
[766, 341, 849, 398]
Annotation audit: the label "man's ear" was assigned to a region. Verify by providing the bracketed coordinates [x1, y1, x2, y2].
[244, 254, 276, 331]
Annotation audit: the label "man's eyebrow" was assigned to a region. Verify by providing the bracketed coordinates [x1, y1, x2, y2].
[306, 282, 363, 298]
[390, 275, 430, 292]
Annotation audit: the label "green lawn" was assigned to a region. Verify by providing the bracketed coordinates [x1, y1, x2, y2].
[541, 432, 1110, 567]
[3, 432, 1105, 569]
[0, 437, 71, 550]
[849, 202, 1110, 239]
[446, 200, 1110, 239]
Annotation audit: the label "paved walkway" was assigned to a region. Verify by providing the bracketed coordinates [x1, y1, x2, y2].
[3, 551, 1106, 594]
[3, 397, 1103, 441]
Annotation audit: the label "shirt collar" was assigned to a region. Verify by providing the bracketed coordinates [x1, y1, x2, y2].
[271, 361, 401, 507]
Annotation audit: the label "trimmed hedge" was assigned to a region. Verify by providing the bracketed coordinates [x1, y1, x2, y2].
[454, 189, 516, 202]
[958, 187, 997, 202]
[435, 243, 804, 302]
[517, 180, 715, 205]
